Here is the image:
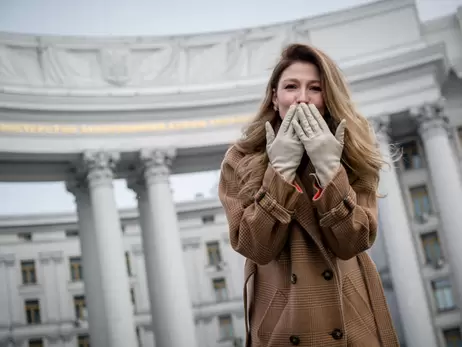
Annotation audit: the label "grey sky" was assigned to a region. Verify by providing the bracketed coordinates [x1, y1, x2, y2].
[0, 0, 461, 216]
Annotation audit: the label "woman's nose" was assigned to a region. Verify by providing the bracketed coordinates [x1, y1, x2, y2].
[295, 91, 310, 104]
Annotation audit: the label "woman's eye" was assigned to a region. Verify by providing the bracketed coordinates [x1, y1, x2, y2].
[310, 86, 322, 92]
[284, 84, 297, 89]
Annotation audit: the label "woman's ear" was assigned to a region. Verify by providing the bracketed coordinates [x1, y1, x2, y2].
[272, 89, 278, 111]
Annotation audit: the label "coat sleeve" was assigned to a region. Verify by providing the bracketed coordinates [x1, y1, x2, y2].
[312, 165, 378, 260]
[218, 147, 302, 265]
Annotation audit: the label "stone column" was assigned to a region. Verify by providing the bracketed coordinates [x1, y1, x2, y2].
[67, 151, 137, 347]
[412, 101, 462, 307]
[38, 252, 62, 323]
[370, 115, 438, 347]
[128, 148, 198, 347]
[0, 254, 15, 346]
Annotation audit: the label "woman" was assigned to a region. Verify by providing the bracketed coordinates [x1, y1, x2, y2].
[218, 44, 399, 347]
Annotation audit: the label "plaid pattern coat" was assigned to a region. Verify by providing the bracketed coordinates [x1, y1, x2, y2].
[219, 145, 399, 347]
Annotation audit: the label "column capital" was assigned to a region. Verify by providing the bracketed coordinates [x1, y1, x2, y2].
[0, 253, 15, 267]
[139, 148, 176, 184]
[79, 151, 120, 188]
[65, 178, 88, 199]
[369, 114, 391, 142]
[410, 99, 449, 137]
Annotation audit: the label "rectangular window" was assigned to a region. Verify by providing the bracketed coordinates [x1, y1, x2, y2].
[28, 339, 43, 347]
[421, 231, 443, 265]
[410, 186, 432, 219]
[219, 314, 234, 339]
[74, 295, 86, 320]
[130, 288, 136, 306]
[125, 251, 132, 277]
[206, 241, 222, 266]
[432, 278, 456, 312]
[401, 140, 423, 170]
[202, 215, 215, 224]
[70, 257, 83, 281]
[21, 260, 37, 285]
[213, 278, 228, 302]
[18, 232, 32, 241]
[25, 299, 41, 324]
[444, 327, 462, 347]
[65, 229, 79, 237]
[78, 334, 91, 347]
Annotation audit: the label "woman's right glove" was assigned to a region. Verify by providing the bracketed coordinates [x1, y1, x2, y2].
[265, 104, 304, 183]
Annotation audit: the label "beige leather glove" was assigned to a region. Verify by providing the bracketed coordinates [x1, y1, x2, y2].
[292, 103, 346, 187]
[265, 105, 304, 183]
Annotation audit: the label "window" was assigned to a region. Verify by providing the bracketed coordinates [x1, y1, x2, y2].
[130, 288, 136, 306]
[78, 334, 90, 347]
[421, 231, 444, 265]
[21, 260, 37, 285]
[432, 278, 456, 312]
[25, 299, 41, 324]
[401, 140, 423, 170]
[218, 314, 234, 339]
[202, 215, 215, 224]
[410, 186, 432, 219]
[18, 232, 32, 241]
[65, 229, 79, 237]
[444, 327, 462, 347]
[74, 295, 86, 320]
[136, 327, 141, 346]
[207, 241, 222, 266]
[213, 278, 228, 302]
[28, 339, 43, 347]
[125, 251, 132, 276]
[70, 257, 83, 281]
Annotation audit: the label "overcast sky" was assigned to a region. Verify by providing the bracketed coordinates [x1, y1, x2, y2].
[1, 0, 462, 216]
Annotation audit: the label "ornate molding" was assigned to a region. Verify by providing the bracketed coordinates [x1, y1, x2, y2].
[182, 237, 201, 251]
[79, 151, 120, 188]
[369, 114, 390, 138]
[65, 178, 88, 199]
[138, 148, 176, 184]
[410, 99, 449, 137]
[0, 253, 15, 266]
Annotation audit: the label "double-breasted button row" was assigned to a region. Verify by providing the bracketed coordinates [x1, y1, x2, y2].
[322, 269, 333, 281]
[330, 329, 344, 340]
[289, 335, 300, 345]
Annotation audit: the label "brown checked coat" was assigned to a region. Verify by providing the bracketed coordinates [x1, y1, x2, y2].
[219, 145, 399, 347]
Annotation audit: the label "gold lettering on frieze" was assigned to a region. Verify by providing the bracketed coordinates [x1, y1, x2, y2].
[0, 115, 253, 135]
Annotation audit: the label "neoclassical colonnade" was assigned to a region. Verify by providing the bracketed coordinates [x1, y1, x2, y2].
[66, 149, 197, 347]
[371, 101, 462, 347]
[56, 100, 462, 347]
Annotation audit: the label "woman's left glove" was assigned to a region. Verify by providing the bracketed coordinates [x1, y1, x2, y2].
[292, 103, 346, 188]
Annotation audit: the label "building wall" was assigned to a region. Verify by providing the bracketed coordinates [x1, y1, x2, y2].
[0, 202, 246, 347]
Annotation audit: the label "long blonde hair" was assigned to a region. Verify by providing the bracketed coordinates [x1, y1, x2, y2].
[234, 43, 385, 198]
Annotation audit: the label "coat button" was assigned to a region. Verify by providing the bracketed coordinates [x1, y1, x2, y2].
[289, 335, 300, 345]
[322, 269, 334, 281]
[330, 329, 343, 340]
[291, 274, 297, 284]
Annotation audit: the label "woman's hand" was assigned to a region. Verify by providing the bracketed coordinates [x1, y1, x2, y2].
[265, 104, 304, 183]
[292, 103, 346, 187]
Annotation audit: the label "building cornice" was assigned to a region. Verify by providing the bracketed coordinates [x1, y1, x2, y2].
[0, 0, 426, 110]
[0, 198, 223, 229]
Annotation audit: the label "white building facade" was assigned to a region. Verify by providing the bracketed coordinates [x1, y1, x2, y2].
[0, 199, 246, 347]
[2, 0, 462, 346]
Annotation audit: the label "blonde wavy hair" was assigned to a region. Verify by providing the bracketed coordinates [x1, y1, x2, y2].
[234, 43, 386, 198]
